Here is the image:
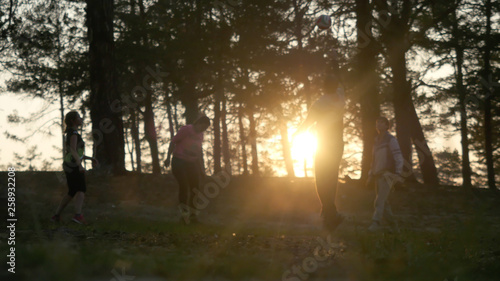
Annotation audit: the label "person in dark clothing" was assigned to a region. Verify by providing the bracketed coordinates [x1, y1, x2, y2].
[165, 116, 211, 224]
[51, 111, 98, 224]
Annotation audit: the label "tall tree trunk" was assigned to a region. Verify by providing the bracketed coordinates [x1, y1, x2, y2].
[279, 120, 295, 177]
[452, 10, 472, 189]
[86, 0, 126, 174]
[355, 0, 380, 181]
[131, 109, 141, 173]
[137, 0, 160, 174]
[56, 10, 65, 161]
[482, 0, 496, 190]
[379, 3, 439, 184]
[144, 93, 161, 174]
[221, 98, 231, 174]
[165, 94, 175, 138]
[59, 88, 65, 160]
[238, 103, 249, 176]
[248, 106, 259, 176]
[181, 83, 199, 124]
[389, 47, 439, 185]
[213, 93, 222, 174]
[293, 2, 312, 109]
[124, 123, 135, 171]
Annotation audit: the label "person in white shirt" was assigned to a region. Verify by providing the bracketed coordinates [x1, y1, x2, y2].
[366, 116, 404, 231]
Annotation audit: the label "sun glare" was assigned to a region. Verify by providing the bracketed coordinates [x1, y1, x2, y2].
[291, 131, 317, 161]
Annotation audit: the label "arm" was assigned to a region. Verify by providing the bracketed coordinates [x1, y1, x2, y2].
[69, 135, 84, 172]
[165, 126, 189, 167]
[389, 137, 404, 175]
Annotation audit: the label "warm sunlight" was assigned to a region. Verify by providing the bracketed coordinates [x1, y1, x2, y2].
[291, 131, 317, 162]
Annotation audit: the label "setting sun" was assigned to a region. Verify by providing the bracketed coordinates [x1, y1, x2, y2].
[291, 131, 317, 161]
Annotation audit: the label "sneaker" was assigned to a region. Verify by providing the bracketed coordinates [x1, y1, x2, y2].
[51, 214, 60, 223]
[72, 214, 88, 225]
[324, 213, 344, 232]
[368, 220, 381, 232]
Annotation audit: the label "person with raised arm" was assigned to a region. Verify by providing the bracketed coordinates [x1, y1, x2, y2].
[294, 75, 345, 232]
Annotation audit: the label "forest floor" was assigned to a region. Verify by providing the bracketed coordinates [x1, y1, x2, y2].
[0, 171, 499, 281]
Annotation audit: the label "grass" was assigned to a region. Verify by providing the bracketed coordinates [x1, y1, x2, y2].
[1, 172, 499, 280]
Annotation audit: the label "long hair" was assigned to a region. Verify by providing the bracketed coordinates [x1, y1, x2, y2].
[64, 111, 80, 133]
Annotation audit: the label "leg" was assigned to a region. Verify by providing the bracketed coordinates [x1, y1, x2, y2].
[68, 170, 88, 224]
[172, 157, 190, 207]
[56, 170, 78, 216]
[74, 191, 85, 214]
[372, 173, 392, 223]
[314, 150, 343, 231]
[55, 194, 73, 215]
[172, 157, 193, 223]
[314, 153, 342, 219]
[315, 165, 338, 218]
[186, 162, 201, 221]
[187, 164, 200, 208]
[381, 174, 397, 228]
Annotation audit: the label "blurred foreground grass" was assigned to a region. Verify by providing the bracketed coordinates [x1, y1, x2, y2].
[0, 172, 499, 280]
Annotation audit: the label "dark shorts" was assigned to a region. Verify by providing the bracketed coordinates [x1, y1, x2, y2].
[63, 163, 86, 197]
[171, 157, 200, 208]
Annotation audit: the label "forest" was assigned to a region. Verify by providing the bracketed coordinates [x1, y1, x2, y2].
[0, 1, 499, 281]
[1, 0, 499, 189]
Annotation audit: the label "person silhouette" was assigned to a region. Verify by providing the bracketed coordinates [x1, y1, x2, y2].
[51, 111, 98, 225]
[164, 116, 211, 224]
[294, 75, 345, 231]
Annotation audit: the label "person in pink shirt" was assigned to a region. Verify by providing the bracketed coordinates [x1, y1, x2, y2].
[164, 116, 210, 224]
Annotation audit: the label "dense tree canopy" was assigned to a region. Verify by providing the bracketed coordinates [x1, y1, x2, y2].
[2, 0, 499, 188]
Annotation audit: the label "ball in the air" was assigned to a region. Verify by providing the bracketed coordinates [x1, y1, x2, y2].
[316, 15, 331, 30]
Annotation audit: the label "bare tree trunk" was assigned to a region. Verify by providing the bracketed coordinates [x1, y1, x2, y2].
[213, 94, 222, 174]
[377, 1, 439, 184]
[165, 93, 175, 138]
[390, 48, 439, 185]
[221, 98, 231, 174]
[143, 93, 161, 174]
[482, 0, 496, 191]
[56, 8, 65, 161]
[452, 9, 472, 189]
[248, 106, 259, 176]
[279, 120, 295, 177]
[59, 89, 65, 160]
[137, 0, 160, 174]
[292, 0, 312, 108]
[131, 109, 141, 173]
[181, 83, 199, 124]
[174, 102, 179, 131]
[355, 0, 380, 181]
[238, 103, 249, 176]
[86, 0, 126, 174]
[124, 123, 135, 171]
